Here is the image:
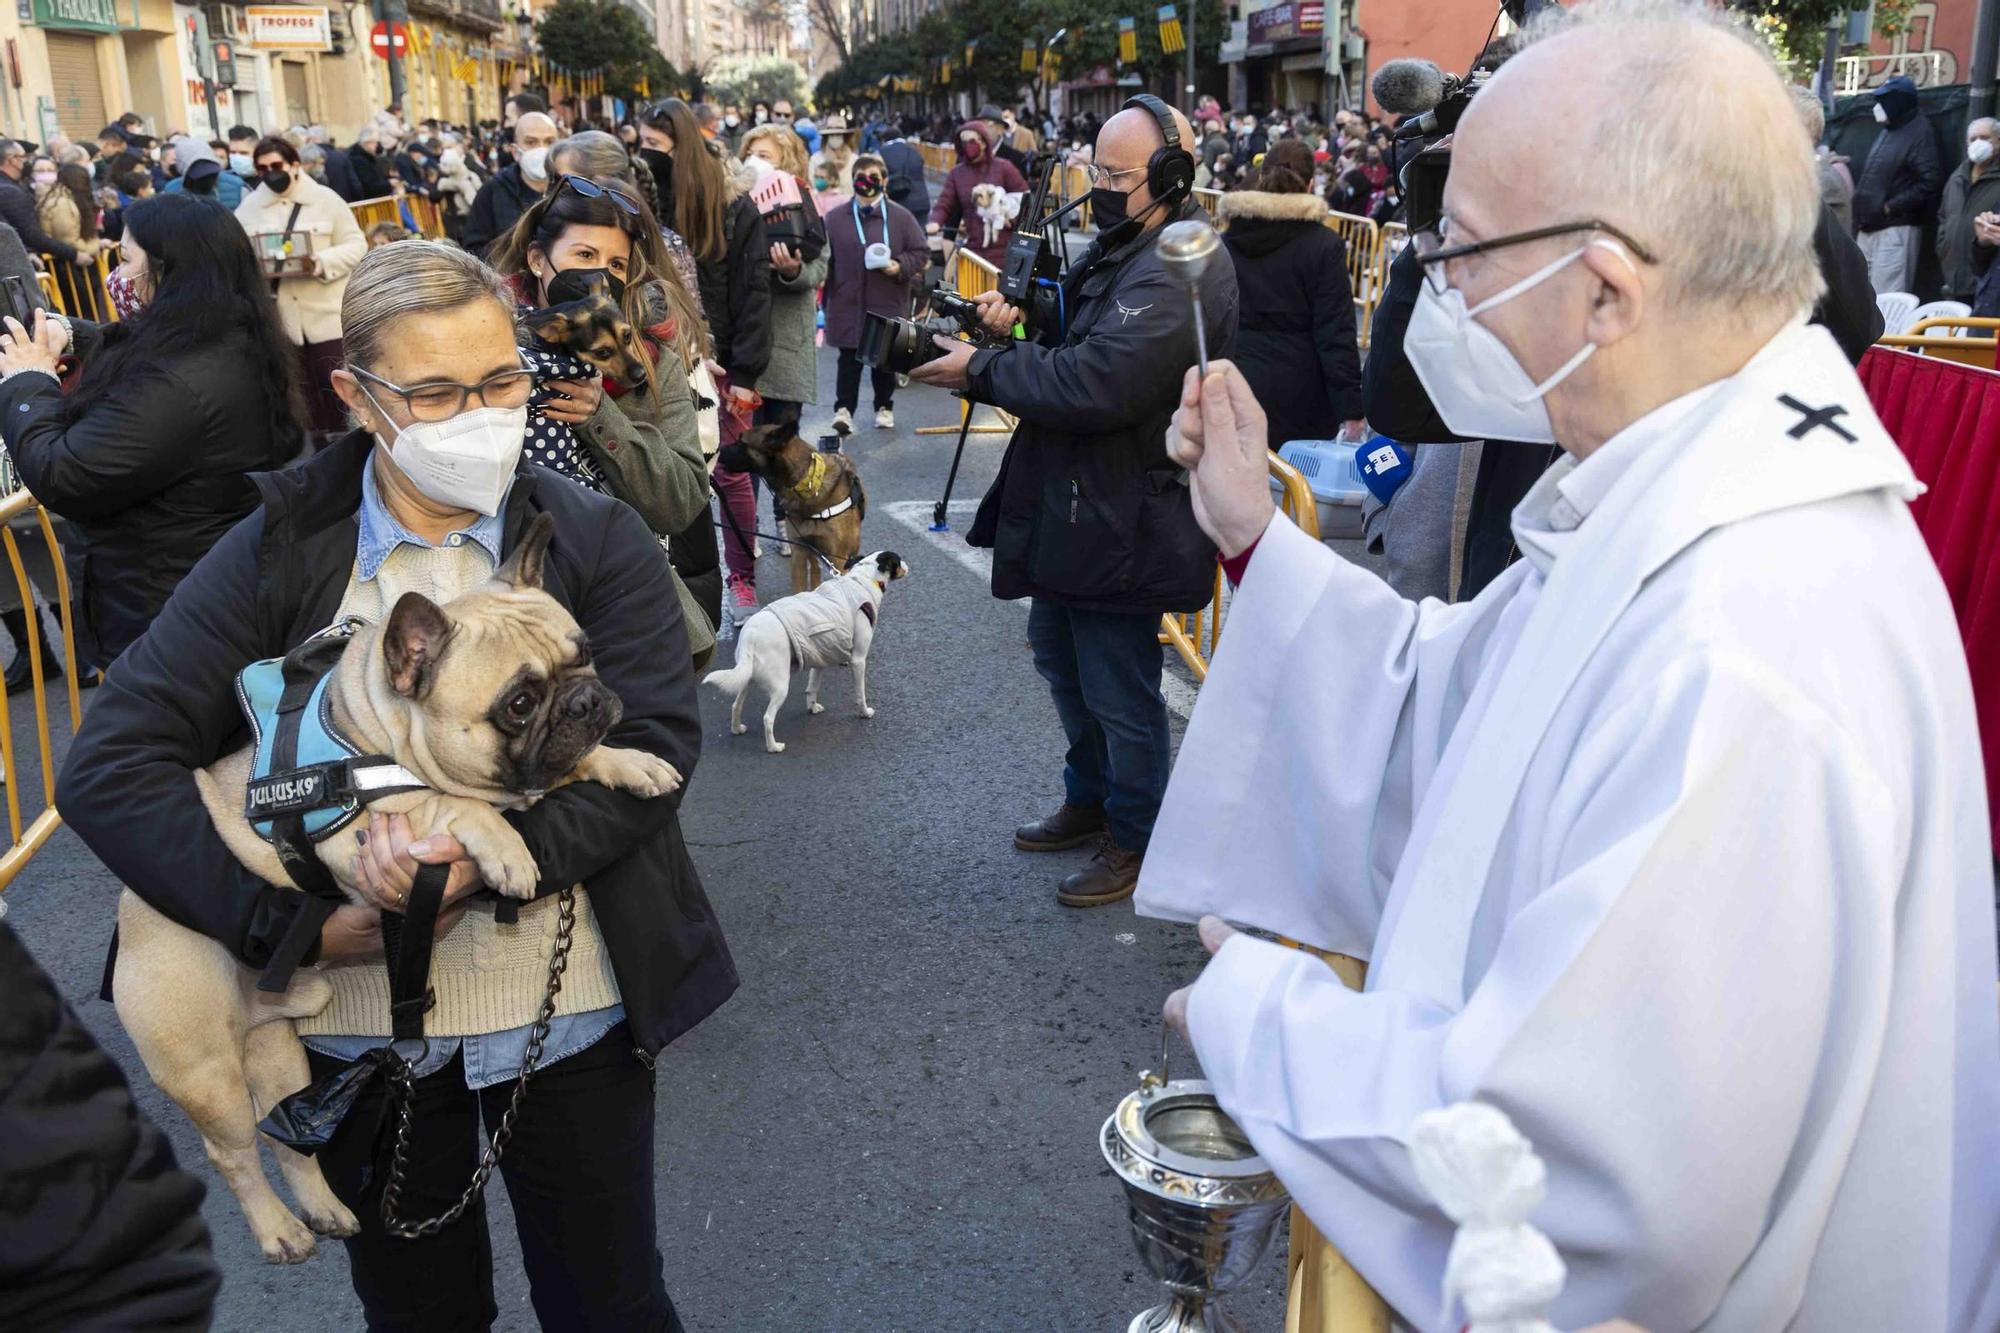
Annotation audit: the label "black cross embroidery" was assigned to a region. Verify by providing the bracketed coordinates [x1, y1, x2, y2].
[1777, 394, 1858, 444]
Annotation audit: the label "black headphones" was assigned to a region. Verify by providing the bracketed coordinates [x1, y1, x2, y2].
[1122, 94, 1195, 206]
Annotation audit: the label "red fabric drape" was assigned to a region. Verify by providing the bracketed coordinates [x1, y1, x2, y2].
[1857, 347, 2000, 848]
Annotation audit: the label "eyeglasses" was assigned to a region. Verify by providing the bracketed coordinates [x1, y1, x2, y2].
[350, 359, 535, 422]
[552, 173, 641, 218]
[1084, 163, 1147, 187]
[1413, 217, 1656, 295]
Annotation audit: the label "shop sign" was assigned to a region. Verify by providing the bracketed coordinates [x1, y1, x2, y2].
[32, 0, 126, 33]
[1247, 1, 1323, 45]
[246, 5, 329, 50]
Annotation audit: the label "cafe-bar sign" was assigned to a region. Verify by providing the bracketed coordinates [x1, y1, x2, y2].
[1246, 0, 1324, 44]
[247, 5, 330, 50]
[32, 0, 127, 33]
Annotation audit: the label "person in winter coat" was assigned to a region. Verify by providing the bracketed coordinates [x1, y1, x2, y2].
[823, 154, 926, 435]
[910, 102, 1238, 909]
[1853, 74, 1942, 293]
[488, 178, 718, 666]
[0, 194, 303, 672]
[346, 127, 392, 199]
[0, 924, 220, 1332]
[462, 111, 558, 255]
[55, 240, 734, 1333]
[1218, 142, 1363, 450]
[929, 119, 1030, 266]
[236, 136, 367, 434]
[741, 125, 829, 424]
[318, 138, 365, 201]
[161, 133, 244, 209]
[1937, 116, 2000, 302]
[878, 119, 930, 221]
[641, 98, 772, 612]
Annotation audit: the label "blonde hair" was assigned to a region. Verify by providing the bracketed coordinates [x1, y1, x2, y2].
[341, 240, 510, 371]
[739, 124, 810, 180]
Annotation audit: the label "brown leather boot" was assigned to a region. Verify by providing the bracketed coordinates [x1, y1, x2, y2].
[1058, 837, 1143, 908]
[1014, 803, 1107, 852]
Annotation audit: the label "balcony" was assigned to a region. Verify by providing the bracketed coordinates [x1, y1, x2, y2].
[405, 0, 506, 33]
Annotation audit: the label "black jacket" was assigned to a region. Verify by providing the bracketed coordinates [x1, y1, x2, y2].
[966, 201, 1237, 614]
[56, 432, 738, 1059]
[1219, 190, 1363, 447]
[1854, 113, 1942, 232]
[347, 144, 390, 200]
[696, 191, 773, 385]
[463, 165, 541, 257]
[320, 145, 364, 203]
[0, 174, 75, 263]
[1936, 160, 2000, 299]
[0, 325, 291, 669]
[0, 924, 219, 1332]
[880, 138, 930, 219]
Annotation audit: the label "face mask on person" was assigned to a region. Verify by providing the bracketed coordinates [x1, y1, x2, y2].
[544, 264, 628, 306]
[1971, 139, 1995, 165]
[30, 168, 54, 188]
[852, 172, 883, 199]
[725, 114, 740, 129]
[1873, 102, 1889, 124]
[105, 267, 147, 320]
[754, 109, 769, 125]
[959, 136, 985, 163]
[519, 146, 550, 180]
[360, 386, 527, 517]
[1089, 181, 1147, 237]
[229, 151, 254, 175]
[1403, 241, 1629, 446]
[640, 147, 673, 190]
[262, 166, 294, 194]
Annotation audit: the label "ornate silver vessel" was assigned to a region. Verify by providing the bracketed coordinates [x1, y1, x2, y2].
[1100, 1040, 1291, 1332]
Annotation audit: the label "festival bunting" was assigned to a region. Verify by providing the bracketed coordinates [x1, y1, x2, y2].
[1157, 3, 1185, 53]
[1118, 16, 1137, 64]
[1021, 38, 1037, 73]
[965, 37, 978, 68]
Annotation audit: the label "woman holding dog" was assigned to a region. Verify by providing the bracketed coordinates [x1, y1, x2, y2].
[59, 240, 735, 1332]
[489, 169, 720, 664]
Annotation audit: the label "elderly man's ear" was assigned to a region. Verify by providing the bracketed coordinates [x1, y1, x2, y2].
[1581, 240, 1646, 348]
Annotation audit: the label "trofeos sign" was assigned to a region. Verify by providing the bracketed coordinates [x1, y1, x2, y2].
[246, 5, 330, 50]
[31, 0, 125, 33]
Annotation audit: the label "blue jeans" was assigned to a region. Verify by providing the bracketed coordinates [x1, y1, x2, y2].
[1026, 598, 1169, 851]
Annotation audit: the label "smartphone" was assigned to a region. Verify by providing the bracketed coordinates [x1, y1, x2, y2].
[0, 275, 34, 327]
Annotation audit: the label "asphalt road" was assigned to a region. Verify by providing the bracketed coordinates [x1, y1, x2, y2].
[3, 342, 1380, 1332]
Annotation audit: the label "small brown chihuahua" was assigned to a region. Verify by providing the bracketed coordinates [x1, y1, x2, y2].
[517, 269, 650, 388]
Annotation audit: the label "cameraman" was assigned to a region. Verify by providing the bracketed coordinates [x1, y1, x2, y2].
[911, 99, 1237, 909]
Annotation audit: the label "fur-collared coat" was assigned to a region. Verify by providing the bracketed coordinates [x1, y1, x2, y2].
[1218, 188, 1364, 448]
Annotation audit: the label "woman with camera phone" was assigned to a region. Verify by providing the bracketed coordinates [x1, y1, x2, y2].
[822, 153, 927, 436]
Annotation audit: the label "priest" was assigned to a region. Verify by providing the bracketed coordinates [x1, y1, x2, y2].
[1138, 2, 2000, 1330]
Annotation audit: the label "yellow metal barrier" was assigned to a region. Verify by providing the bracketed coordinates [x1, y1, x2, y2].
[0, 489, 83, 892]
[406, 195, 447, 240]
[1878, 316, 2000, 371]
[35, 250, 116, 322]
[1321, 211, 1382, 351]
[1193, 187, 1222, 218]
[915, 248, 1020, 439]
[1160, 452, 1321, 682]
[349, 196, 403, 233]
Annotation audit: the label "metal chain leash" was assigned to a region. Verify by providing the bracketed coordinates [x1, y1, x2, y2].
[379, 887, 577, 1239]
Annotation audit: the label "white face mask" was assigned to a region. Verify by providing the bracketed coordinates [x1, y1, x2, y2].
[519, 146, 550, 180]
[31, 170, 55, 187]
[1971, 139, 1995, 164]
[1873, 102, 1889, 124]
[363, 387, 526, 517]
[1404, 242, 1625, 446]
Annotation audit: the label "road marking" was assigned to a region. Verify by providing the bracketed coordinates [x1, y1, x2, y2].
[880, 500, 1199, 721]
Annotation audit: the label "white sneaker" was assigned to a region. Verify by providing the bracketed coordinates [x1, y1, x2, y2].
[831, 407, 853, 436]
[875, 406, 895, 429]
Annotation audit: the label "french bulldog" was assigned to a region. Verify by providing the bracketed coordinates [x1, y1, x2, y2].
[111, 515, 680, 1264]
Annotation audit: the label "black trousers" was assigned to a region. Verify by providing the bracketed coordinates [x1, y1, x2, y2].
[306, 1024, 680, 1333]
[834, 346, 895, 412]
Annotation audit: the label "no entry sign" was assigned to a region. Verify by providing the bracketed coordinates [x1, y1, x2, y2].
[368, 20, 407, 59]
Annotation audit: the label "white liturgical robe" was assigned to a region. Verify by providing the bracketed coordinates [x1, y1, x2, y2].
[1137, 324, 2000, 1332]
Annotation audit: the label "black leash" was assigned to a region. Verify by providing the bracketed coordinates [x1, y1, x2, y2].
[707, 509, 842, 577]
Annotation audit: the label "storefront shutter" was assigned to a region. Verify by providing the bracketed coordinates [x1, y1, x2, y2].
[45, 33, 108, 142]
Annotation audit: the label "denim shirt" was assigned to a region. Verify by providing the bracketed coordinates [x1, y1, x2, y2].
[302, 459, 623, 1088]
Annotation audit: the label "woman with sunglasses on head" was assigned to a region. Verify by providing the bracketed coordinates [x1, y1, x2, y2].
[489, 171, 720, 665]
[639, 98, 772, 614]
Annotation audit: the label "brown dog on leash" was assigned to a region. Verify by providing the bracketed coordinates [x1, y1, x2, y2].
[723, 419, 867, 592]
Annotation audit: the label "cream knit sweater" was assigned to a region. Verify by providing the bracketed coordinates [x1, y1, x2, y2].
[295, 541, 620, 1038]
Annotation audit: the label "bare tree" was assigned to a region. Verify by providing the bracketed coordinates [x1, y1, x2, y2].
[805, 0, 852, 65]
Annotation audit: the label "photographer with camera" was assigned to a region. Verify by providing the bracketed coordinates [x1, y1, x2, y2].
[910, 98, 1237, 908]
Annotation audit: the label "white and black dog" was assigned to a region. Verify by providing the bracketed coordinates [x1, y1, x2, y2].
[702, 551, 909, 752]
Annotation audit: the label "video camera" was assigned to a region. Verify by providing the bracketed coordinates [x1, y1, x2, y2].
[1371, 55, 1504, 234]
[858, 290, 1009, 376]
